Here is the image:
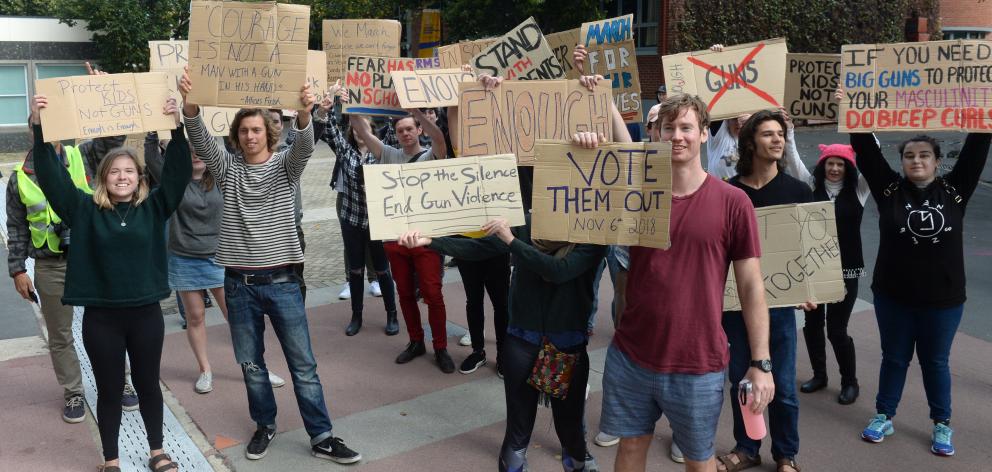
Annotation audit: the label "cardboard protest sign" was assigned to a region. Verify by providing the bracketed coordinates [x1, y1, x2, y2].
[392, 68, 477, 108]
[343, 56, 441, 117]
[187, 1, 310, 109]
[455, 79, 613, 164]
[37, 73, 176, 141]
[662, 38, 788, 120]
[148, 40, 245, 137]
[322, 19, 402, 84]
[545, 28, 581, 80]
[784, 53, 840, 121]
[839, 40, 992, 132]
[364, 154, 526, 240]
[307, 50, 328, 102]
[531, 141, 672, 248]
[439, 39, 497, 69]
[580, 15, 641, 123]
[124, 134, 146, 162]
[723, 202, 845, 311]
[470, 17, 565, 81]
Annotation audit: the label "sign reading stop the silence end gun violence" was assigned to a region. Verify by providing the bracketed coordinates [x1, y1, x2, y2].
[532, 141, 672, 249]
[364, 154, 526, 241]
[839, 40, 992, 132]
[663, 38, 788, 121]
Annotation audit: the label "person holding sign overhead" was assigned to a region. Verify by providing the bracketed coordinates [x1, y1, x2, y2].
[835, 88, 991, 457]
[31, 94, 188, 472]
[179, 69, 362, 464]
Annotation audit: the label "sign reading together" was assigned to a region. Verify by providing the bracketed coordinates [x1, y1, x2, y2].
[322, 19, 402, 84]
[470, 17, 565, 81]
[531, 141, 672, 249]
[784, 53, 840, 121]
[581, 15, 642, 122]
[343, 56, 440, 116]
[839, 40, 992, 132]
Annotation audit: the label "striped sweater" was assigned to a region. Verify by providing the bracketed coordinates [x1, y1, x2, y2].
[184, 111, 314, 268]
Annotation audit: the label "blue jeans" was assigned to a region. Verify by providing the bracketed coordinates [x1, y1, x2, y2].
[723, 308, 799, 460]
[873, 293, 963, 421]
[588, 246, 619, 331]
[225, 269, 333, 446]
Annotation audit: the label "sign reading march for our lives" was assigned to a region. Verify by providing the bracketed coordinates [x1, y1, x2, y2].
[839, 40, 992, 132]
[187, 1, 310, 109]
[470, 17, 566, 81]
[531, 141, 672, 249]
[36, 73, 176, 142]
[455, 79, 613, 165]
[784, 53, 840, 121]
[581, 15, 642, 123]
[663, 38, 788, 120]
[364, 155, 526, 240]
[723, 202, 845, 311]
[323, 19, 402, 84]
[343, 56, 440, 117]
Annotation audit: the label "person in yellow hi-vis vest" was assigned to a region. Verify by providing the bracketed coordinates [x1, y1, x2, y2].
[5, 105, 125, 424]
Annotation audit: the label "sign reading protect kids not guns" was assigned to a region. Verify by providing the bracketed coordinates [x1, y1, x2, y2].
[470, 17, 566, 81]
[187, 1, 310, 109]
[785, 53, 840, 121]
[531, 141, 672, 249]
[455, 79, 613, 165]
[343, 56, 440, 117]
[663, 38, 788, 120]
[839, 40, 992, 132]
[581, 15, 642, 123]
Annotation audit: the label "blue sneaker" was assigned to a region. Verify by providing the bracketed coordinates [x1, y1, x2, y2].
[930, 423, 955, 456]
[861, 414, 894, 443]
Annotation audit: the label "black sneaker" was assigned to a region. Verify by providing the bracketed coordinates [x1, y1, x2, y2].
[497, 362, 504, 379]
[121, 383, 139, 411]
[312, 436, 362, 464]
[63, 394, 85, 423]
[245, 426, 276, 460]
[459, 350, 487, 374]
[395, 341, 426, 364]
[436, 349, 455, 374]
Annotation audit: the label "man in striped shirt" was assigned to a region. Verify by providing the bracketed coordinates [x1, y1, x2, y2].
[179, 69, 361, 465]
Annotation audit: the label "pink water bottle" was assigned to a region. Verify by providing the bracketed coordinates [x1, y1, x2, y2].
[738, 379, 767, 440]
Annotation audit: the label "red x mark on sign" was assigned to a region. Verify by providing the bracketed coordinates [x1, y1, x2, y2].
[686, 43, 780, 111]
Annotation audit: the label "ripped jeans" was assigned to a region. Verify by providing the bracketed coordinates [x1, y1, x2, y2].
[225, 268, 333, 446]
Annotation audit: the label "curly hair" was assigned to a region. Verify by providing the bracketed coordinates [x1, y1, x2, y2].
[228, 108, 280, 154]
[736, 110, 787, 177]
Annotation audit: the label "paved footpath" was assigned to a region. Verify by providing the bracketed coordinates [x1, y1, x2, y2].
[2, 141, 992, 471]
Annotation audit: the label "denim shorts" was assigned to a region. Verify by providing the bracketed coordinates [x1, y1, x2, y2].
[601, 343, 725, 462]
[168, 252, 224, 291]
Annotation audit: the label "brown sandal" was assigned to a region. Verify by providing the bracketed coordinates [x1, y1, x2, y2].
[776, 458, 802, 472]
[717, 450, 761, 472]
[148, 453, 178, 472]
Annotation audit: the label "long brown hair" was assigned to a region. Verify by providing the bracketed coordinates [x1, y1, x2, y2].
[228, 108, 280, 154]
[736, 110, 787, 177]
[92, 147, 150, 210]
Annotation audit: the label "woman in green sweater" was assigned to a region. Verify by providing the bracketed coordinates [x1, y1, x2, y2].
[31, 95, 191, 472]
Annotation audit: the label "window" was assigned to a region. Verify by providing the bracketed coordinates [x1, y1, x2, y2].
[614, 0, 659, 51]
[943, 30, 990, 40]
[0, 65, 29, 126]
[36, 63, 90, 80]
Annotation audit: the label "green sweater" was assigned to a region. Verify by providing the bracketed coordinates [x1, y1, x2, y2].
[33, 125, 192, 307]
[429, 220, 606, 334]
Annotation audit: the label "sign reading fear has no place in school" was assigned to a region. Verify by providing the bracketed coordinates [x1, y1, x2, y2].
[364, 155, 526, 240]
[470, 17, 566, 81]
[531, 141, 673, 249]
[343, 56, 440, 116]
[723, 202, 845, 311]
[839, 40, 992, 132]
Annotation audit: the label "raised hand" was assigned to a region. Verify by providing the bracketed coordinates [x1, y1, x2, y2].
[573, 44, 588, 74]
[571, 131, 607, 149]
[579, 74, 605, 92]
[479, 74, 503, 91]
[30, 95, 49, 125]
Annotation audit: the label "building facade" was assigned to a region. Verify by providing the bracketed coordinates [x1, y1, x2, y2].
[941, 0, 992, 38]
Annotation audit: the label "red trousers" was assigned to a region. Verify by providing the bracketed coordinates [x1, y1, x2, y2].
[384, 242, 447, 350]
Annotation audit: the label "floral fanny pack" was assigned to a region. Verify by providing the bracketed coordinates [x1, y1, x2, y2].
[527, 337, 579, 404]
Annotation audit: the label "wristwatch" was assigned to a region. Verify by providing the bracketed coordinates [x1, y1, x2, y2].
[750, 359, 773, 373]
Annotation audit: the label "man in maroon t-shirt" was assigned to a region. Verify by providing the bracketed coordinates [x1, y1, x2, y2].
[601, 94, 775, 472]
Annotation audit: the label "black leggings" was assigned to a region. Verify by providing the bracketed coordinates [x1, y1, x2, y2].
[340, 219, 396, 315]
[83, 304, 165, 461]
[455, 254, 510, 357]
[500, 334, 589, 470]
[803, 277, 859, 385]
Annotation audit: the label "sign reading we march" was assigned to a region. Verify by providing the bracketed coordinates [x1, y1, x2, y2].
[723, 202, 845, 311]
[322, 19, 402, 83]
[364, 155, 526, 240]
[531, 141, 672, 249]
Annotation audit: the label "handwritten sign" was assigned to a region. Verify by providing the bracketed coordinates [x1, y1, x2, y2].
[365, 154, 526, 240]
[581, 15, 641, 123]
[343, 56, 440, 117]
[322, 19, 401, 84]
[532, 141, 672, 248]
[37, 73, 176, 141]
[455, 79, 613, 165]
[723, 202, 845, 311]
[839, 40, 992, 132]
[439, 39, 497, 69]
[663, 38, 788, 120]
[307, 50, 328, 102]
[471, 17, 565, 81]
[187, 1, 310, 109]
[785, 53, 840, 121]
[545, 28, 581, 79]
[392, 68, 477, 108]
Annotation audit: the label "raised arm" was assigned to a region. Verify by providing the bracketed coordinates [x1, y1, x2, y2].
[350, 108, 385, 159]
[850, 132, 898, 199]
[778, 107, 812, 186]
[573, 46, 630, 143]
[283, 84, 316, 183]
[29, 106, 84, 225]
[179, 66, 232, 180]
[411, 108, 447, 159]
[143, 132, 165, 185]
[944, 133, 992, 204]
[153, 125, 194, 217]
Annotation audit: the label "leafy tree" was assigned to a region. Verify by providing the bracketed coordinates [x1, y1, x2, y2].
[443, 0, 605, 40]
[0, 0, 58, 16]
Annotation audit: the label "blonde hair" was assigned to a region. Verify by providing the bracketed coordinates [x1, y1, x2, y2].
[92, 147, 150, 210]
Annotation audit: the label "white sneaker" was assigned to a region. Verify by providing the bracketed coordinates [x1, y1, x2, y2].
[369, 281, 383, 297]
[459, 333, 472, 346]
[269, 372, 286, 388]
[195, 371, 213, 394]
[338, 285, 351, 300]
[594, 431, 619, 447]
[669, 441, 685, 463]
